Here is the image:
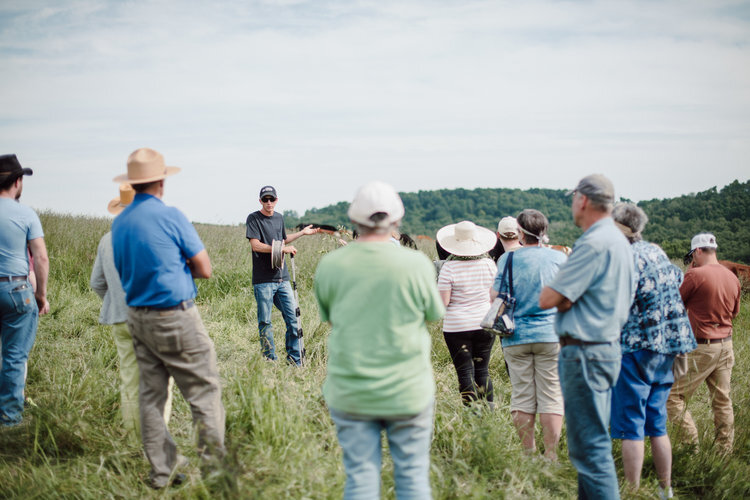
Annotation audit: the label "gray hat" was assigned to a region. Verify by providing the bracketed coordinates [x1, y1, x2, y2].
[566, 174, 615, 204]
[259, 185, 277, 199]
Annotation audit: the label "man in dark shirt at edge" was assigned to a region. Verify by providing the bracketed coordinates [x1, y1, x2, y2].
[246, 185, 318, 365]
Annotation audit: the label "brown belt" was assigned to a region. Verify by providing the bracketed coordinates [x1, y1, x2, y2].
[0, 276, 27, 282]
[696, 336, 731, 345]
[559, 337, 612, 347]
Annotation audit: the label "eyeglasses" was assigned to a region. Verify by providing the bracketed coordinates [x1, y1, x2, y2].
[261, 197, 276, 203]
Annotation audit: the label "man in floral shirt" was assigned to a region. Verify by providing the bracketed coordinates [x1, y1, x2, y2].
[611, 203, 696, 500]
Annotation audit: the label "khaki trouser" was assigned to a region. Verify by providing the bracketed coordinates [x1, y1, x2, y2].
[111, 322, 173, 443]
[666, 340, 734, 452]
[128, 305, 225, 488]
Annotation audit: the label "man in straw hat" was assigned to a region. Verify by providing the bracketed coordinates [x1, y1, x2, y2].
[314, 181, 444, 498]
[111, 148, 224, 488]
[245, 185, 318, 365]
[0, 154, 49, 427]
[539, 174, 635, 499]
[90, 183, 174, 443]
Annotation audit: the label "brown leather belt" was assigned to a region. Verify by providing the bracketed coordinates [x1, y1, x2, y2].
[559, 336, 612, 347]
[696, 336, 731, 344]
[0, 276, 27, 282]
[133, 299, 195, 312]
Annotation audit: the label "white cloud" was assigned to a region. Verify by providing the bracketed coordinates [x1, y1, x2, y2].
[2, 0, 748, 223]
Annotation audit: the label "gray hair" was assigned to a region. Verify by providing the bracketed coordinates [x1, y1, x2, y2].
[612, 203, 648, 242]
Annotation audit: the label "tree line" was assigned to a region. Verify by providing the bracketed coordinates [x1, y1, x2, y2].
[283, 179, 750, 264]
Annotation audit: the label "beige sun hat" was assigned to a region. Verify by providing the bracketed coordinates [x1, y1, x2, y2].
[113, 147, 181, 184]
[436, 221, 497, 257]
[107, 183, 135, 215]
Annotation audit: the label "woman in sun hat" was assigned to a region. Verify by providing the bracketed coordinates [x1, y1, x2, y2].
[436, 220, 498, 407]
[491, 209, 567, 460]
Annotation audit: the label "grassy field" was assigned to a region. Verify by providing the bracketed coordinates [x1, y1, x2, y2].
[0, 212, 748, 499]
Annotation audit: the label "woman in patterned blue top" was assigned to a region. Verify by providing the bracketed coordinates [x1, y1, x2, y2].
[610, 203, 696, 499]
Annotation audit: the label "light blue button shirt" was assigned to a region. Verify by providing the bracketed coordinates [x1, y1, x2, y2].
[548, 217, 635, 343]
[493, 247, 567, 347]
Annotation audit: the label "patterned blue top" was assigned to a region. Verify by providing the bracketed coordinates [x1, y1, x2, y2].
[620, 241, 696, 355]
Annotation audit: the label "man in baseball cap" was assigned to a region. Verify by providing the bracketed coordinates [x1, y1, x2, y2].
[667, 233, 740, 454]
[245, 185, 318, 365]
[0, 154, 49, 427]
[315, 181, 444, 498]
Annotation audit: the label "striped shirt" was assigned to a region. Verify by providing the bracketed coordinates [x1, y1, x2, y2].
[438, 258, 497, 333]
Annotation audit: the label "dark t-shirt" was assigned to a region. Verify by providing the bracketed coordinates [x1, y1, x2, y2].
[246, 210, 290, 284]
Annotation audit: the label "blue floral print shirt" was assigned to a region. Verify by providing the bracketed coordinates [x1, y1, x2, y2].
[621, 241, 697, 354]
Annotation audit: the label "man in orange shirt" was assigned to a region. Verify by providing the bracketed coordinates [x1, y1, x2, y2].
[666, 233, 741, 453]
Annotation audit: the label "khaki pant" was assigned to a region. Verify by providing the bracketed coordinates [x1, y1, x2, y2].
[128, 305, 225, 488]
[111, 322, 173, 443]
[666, 340, 734, 452]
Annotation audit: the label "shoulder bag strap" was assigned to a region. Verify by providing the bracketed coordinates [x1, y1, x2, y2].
[506, 251, 514, 297]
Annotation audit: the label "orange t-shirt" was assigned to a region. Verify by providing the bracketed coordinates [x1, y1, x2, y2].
[680, 263, 741, 339]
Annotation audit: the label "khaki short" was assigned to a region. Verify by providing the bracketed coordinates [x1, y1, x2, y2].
[503, 342, 564, 415]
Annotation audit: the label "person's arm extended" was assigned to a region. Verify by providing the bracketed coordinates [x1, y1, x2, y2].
[285, 224, 319, 244]
[187, 249, 212, 279]
[539, 286, 572, 313]
[28, 237, 50, 315]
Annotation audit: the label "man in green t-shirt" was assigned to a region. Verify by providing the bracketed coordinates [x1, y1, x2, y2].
[314, 181, 444, 499]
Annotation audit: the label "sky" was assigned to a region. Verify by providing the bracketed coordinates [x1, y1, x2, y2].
[2, 0, 749, 225]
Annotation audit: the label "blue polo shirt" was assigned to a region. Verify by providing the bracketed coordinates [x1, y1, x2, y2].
[548, 217, 635, 343]
[112, 193, 204, 308]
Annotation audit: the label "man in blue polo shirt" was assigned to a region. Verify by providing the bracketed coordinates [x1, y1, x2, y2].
[0, 154, 50, 427]
[112, 148, 224, 489]
[540, 174, 635, 499]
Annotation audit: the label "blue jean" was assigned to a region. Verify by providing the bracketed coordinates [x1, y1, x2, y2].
[329, 402, 434, 500]
[0, 279, 38, 425]
[559, 342, 621, 500]
[253, 281, 301, 365]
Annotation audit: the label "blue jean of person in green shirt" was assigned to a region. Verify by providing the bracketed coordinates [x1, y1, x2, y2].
[314, 181, 444, 500]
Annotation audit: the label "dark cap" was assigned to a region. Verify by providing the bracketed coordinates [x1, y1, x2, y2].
[259, 185, 277, 199]
[566, 174, 614, 204]
[0, 154, 33, 182]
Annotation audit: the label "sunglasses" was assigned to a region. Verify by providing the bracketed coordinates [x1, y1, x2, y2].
[261, 197, 277, 203]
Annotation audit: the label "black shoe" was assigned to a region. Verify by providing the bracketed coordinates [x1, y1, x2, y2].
[171, 473, 186, 486]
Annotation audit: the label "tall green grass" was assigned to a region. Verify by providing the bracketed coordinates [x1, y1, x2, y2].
[0, 213, 747, 498]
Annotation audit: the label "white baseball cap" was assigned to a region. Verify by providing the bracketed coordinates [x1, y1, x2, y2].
[347, 181, 405, 228]
[497, 216, 519, 238]
[690, 233, 718, 251]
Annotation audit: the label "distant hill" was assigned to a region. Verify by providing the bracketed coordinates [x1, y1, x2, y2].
[284, 180, 750, 264]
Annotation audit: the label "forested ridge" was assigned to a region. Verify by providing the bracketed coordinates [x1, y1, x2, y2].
[284, 179, 750, 264]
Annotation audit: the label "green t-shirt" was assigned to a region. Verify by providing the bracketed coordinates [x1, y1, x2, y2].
[315, 241, 445, 416]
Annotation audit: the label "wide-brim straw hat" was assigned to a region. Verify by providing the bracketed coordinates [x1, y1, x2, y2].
[436, 221, 497, 257]
[113, 147, 181, 184]
[108, 183, 135, 215]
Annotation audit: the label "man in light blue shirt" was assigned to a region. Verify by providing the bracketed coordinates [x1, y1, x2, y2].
[540, 174, 635, 500]
[0, 154, 49, 427]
